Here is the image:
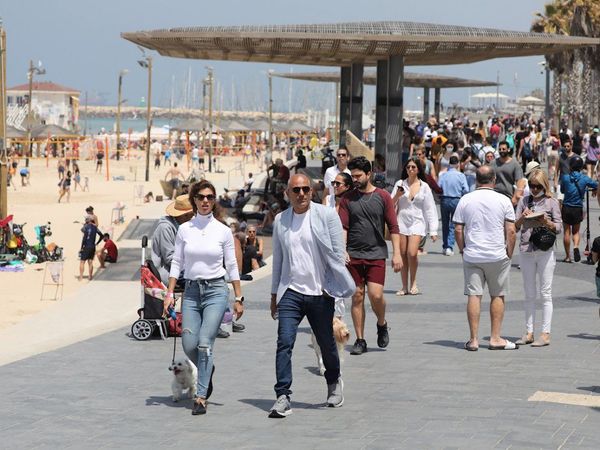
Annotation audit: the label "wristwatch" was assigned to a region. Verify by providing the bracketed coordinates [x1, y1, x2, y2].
[235, 296, 245, 304]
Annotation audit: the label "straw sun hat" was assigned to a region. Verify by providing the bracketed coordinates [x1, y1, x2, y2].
[166, 194, 193, 217]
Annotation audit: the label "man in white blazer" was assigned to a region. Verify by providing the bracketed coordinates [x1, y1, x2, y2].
[269, 174, 356, 418]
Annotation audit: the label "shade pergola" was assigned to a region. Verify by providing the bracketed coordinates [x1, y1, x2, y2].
[272, 70, 500, 122]
[122, 21, 598, 66]
[272, 70, 499, 89]
[122, 21, 599, 181]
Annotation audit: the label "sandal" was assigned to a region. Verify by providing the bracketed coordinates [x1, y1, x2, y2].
[515, 333, 534, 345]
[488, 339, 519, 350]
[531, 333, 550, 347]
[562, 258, 573, 263]
[396, 290, 407, 296]
[409, 286, 420, 295]
[464, 340, 478, 352]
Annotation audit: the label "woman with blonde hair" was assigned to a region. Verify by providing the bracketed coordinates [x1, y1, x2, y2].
[514, 169, 562, 347]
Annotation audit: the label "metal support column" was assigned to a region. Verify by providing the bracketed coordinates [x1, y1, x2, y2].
[339, 66, 351, 147]
[385, 55, 404, 184]
[339, 64, 364, 147]
[434, 88, 441, 124]
[349, 63, 364, 141]
[375, 60, 388, 159]
[423, 88, 430, 123]
[544, 65, 551, 124]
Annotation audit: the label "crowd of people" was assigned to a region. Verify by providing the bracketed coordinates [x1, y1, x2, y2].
[147, 111, 600, 419]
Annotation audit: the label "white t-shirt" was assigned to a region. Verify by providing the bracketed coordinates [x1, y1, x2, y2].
[452, 188, 515, 263]
[288, 211, 324, 296]
[323, 165, 350, 193]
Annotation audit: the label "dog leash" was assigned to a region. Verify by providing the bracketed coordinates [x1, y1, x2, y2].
[171, 332, 177, 365]
[170, 300, 177, 364]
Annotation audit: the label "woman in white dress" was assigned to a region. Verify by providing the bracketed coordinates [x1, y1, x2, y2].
[391, 158, 439, 295]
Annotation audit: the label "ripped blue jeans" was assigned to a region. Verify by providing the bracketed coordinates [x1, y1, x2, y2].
[181, 278, 229, 398]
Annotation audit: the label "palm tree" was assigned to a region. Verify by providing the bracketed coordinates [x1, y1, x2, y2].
[532, 1, 600, 128]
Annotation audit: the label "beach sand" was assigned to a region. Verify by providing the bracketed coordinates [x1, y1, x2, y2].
[0, 150, 263, 330]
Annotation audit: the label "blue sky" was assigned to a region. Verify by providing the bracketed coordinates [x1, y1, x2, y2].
[2, 0, 550, 112]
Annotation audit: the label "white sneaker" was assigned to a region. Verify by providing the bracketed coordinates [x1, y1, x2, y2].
[444, 248, 454, 256]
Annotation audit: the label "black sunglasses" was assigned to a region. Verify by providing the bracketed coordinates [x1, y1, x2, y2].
[194, 194, 216, 201]
[337, 153, 348, 158]
[291, 186, 311, 194]
[331, 181, 345, 187]
[529, 184, 543, 190]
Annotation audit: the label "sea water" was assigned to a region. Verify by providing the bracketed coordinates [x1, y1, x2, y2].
[81, 117, 172, 135]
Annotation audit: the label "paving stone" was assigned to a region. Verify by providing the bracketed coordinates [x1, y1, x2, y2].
[2, 202, 600, 448]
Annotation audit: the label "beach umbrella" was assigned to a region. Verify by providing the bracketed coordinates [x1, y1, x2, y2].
[219, 120, 249, 132]
[471, 92, 509, 99]
[31, 124, 79, 138]
[240, 119, 270, 131]
[518, 96, 544, 105]
[6, 125, 26, 138]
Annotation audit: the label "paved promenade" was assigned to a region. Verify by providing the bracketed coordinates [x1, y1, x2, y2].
[1, 179, 600, 448]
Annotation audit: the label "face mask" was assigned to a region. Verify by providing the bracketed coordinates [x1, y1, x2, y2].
[532, 189, 545, 198]
[446, 146, 454, 152]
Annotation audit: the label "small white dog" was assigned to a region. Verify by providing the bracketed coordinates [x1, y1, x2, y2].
[311, 317, 351, 376]
[168, 357, 198, 402]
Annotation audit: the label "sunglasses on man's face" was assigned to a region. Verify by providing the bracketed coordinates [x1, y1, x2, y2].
[291, 186, 311, 194]
[337, 153, 348, 158]
[194, 194, 216, 201]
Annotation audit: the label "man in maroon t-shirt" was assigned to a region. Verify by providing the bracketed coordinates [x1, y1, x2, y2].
[97, 233, 118, 268]
[338, 156, 402, 355]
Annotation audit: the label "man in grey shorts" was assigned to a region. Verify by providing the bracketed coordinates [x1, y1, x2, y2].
[453, 165, 518, 351]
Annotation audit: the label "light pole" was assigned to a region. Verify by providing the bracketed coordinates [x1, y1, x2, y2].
[116, 69, 128, 160]
[268, 69, 274, 154]
[25, 59, 46, 165]
[206, 66, 213, 173]
[138, 53, 152, 182]
[0, 21, 7, 219]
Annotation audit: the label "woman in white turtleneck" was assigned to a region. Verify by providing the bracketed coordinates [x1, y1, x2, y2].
[164, 180, 243, 416]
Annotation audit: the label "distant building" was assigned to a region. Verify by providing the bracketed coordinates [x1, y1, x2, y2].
[7, 81, 80, 131]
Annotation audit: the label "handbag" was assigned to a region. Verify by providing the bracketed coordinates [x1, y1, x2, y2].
[527, 196, 556, 251]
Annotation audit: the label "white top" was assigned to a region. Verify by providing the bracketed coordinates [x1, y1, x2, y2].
[192, 147, 199, 159]
[391, 179, 438, 236]
[170, 213, 240, 281]
[288, 211, 324, 296]
[452, 188, 515, 263]
[323, 165, 350, 192]
[324, 192, 336, 208]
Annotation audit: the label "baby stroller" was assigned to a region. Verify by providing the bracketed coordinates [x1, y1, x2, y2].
[131, 235, 184, 341]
